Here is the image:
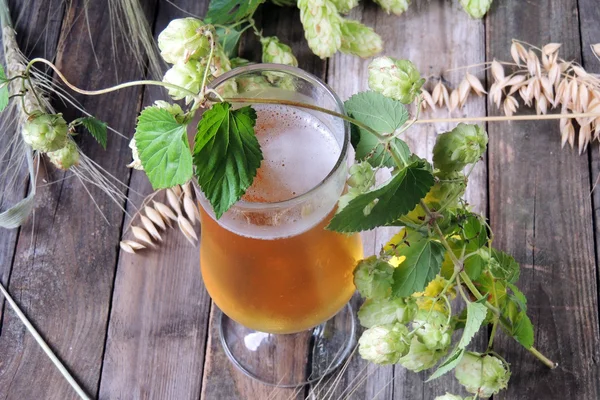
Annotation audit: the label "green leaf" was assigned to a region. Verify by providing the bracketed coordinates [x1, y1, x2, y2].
[511, 311, 534, 348]
[216, 26, 243, 58]
[77, 116, 108, 149]
[345, 91, 409, 167]
[427, 347, 465, 381]
[506, 282, 527, 311]
[464, 253, 484, 280]
[206, 0, 265, 24]
[391, 237, 445, 297]
[490, 249, 521, 283]
[458, 302, 487, 349]
[327, 161, 434, 232]
[193, 102, 262, 219]
[461, 215, 488, 249]
[134, 107, 193, 189]
[0, 65, 9, 112]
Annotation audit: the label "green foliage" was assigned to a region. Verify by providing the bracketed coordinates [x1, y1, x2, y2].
[134, 107, 193, 189]
[0, 64, 9, 112]
[490, 249, 521, 283]
[216, 26, 243, 58]
[193, 102, 262, 219]
[327, 161, 434, 232]
[74, 116, 108, 149]
[206, 0, 265, 25]
[392, 236, 446, 297]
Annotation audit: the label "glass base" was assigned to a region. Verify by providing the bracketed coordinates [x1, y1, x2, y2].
[218, 303, 357, 387]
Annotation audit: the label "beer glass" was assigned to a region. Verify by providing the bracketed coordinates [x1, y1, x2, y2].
[199, 64, 363, 386]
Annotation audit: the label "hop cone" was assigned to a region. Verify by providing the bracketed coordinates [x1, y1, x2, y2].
[434, 394, 472, 400]
[368, 57, 425, 104]
[455, 352, 510, 398]
[157, 18, 210, 64]
[261, 36, 298, 66]
[411, 309, 453, 351]
[330, 0, 359, 13]
[154, 100, 189, 124]
[298, 0, 343, 58]
[358, 323, 410, 364]
[374, 0, 411, 15]
[22, 113, 69, 153]
[47, 140, 80, 170]
[398, 336, 448, 372]
[460, 0, 493, 19]
[162, 60, 205, 103]
[358, 297, 417, 328]
[432, 124, 488, 173]
[340, 19, 383, 58]
[353, 256, 394, 300]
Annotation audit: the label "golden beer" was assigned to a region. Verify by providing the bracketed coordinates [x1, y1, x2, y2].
[199, 103, 363, 334]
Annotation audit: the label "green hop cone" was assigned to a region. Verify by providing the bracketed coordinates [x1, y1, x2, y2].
[230, 57, 252, 68]
[157, 18, 210, 64]
[154, 100, 190, 124]
[455, 352, 510, 398]
[330, 0, 359, 13]
[432, 124, 488, 172]
[47, 140, 80, 170]
[374, 0, 411, 15]
[347, 162, 376, 192]
[368, 57, 425, 104]
[353, 256, 394, 300]
[358, 297, 417, 328]
[358, 323, 410, 364]
[162, 60, 205, 103]
[22, 113, 69, 152]
[398, 335, 449, 372]
[207, 45, 232, 77]
[411, 309, 453, 351]
[434, 394, 473, 400]
[298, 0, 343, 59]
[460, 0, 493, 19]
[261, 37, 299, 67]
[339, 19, 383, 58]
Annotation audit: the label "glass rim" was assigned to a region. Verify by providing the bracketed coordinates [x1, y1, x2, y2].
[207, 63, 350, 211]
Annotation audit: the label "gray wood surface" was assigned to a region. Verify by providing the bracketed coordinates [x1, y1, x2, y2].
[0, 0, 599, 399]
[487, 0, 600, 398]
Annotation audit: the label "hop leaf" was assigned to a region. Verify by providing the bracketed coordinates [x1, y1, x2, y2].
[459, 0, 493, 19]
[368, 57, 425, 104]
[358, 323, 411, 364]
[330, 0, 359, 13]
[398, 335, 449, 372]
[157, 18, 210, 64]
[22, 113, 69, 152]
[353, 256, 394, 300]
[205, 0, 265, 25]
[374, 0, 411, 15]
[47, 139, 80, 170]
[298, 0, 343, 58]
[358, 297, 417, 328]
[162, 60, 205, 103]
[153, 100, 190, 124]
[455, 352, 510, 398]
[432, 124, 488, 173]
[339, 19, 383, 58]
[260, 36, 298, 66]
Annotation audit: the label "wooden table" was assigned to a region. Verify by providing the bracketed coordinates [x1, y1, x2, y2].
[1, 0, 599, 399]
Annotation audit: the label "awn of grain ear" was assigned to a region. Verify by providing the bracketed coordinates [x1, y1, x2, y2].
[123, 240, 146, 250]
[153, 201, 178, 223]
[140, 215, 162, 241]
[166, 188, 182, 215]
[465, 72, 487, 95]
[145, 206, 167, 230]
[132, 226, 154, 247]
[120, 241, 136, 254]
[183, 195, 200, 225]
[543, 43, 561, 56]
[491, 60, 505, 82]
[421, 89, 436, 110]
[178, 215, 198, 245]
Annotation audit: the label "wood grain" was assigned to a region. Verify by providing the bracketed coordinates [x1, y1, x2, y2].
[324, 1, 487, 398]
[487, 0, 600, 398]
[0, 0, 153, 398]
[97, 1, 214, 399]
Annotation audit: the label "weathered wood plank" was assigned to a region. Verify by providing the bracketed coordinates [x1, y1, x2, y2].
[0, 0, 154, 398]
[97, 1, 214, 399]
[487, 0, 600, 398]
[200, 3, 327, 400]
[324, 1, 487, 398]
[0, 0, 65, 339]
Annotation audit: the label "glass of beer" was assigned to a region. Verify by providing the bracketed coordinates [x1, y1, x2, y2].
[199, 64, 363, 386]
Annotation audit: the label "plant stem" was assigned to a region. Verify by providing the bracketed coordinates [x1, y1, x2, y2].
[25, 58, 198, 98]
[416, 111, 600, 124]
[488, 280, 500, 350]
[218, 96, 388, 141]
[529, 347, 559, 369]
